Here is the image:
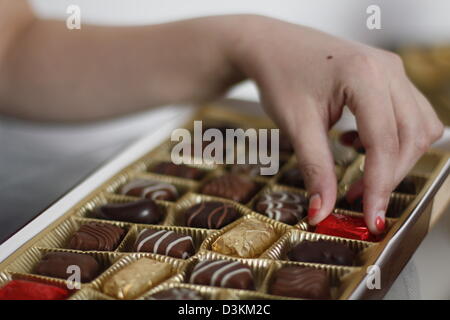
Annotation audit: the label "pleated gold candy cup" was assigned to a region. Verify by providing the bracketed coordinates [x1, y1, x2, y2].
[69, 288, 114, 300]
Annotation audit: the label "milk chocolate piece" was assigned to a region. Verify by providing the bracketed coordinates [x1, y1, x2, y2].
[0, 280, 71, 300]
[212, 218, 277, 258]
[270, 266, 331, 299]
[229, 162, 284, 177]
[394, 176, 417, 194]
[148, 288, 204, 300]
[184, 201, 240, 229]
[255, 191, 307, 225]
[68, 222, 125, 251]
[35, 252, 100, 283]
[120, 179, 179, 201]
[152, 162, 204, 180]
[189, 260, 254, 290]
[133, 229, 195, 259]
[102, 258, 172, 299]
[94, 199, 163, 224]
[279, 168, 305, 189]
[287, 240, 356, 266]
[201, 174, 258, 203]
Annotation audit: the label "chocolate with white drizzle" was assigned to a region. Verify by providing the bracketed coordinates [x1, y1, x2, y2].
[255, 191, 308, 225]
[189, 260, 254, 290]
[120, 179, 178, 201]
[133, 229, 195, 259]
[184, 201, 240, 229]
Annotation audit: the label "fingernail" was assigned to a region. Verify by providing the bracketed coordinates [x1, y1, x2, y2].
[375, 212, 385, 232]
[308, 194, 322, 220]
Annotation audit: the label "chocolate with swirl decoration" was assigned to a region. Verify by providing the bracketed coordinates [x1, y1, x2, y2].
[184, 201, 240, 229]
[133, 229, 195, 259]
[269, 266, 331, 299]
[120, 179, 179, 201]
[255, 191, 307, 225]
[68, 222, 126, 251]
[189, 260, 254, 290]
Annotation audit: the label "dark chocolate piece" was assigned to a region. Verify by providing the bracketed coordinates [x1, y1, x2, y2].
[337, 196, 403, 218]
[255, 191, 307, 225]
[35, 252, 100, 283]
[68, 222, 125, 251]
[184, 201, 240, 229]
[189, 260, 254, 290]
[201, 174, 258, 203]
[152, 162, 204, 180]
[229, 161, 284, 177]
[287, 240, 356, 266]
[279, 168, 305, 189]
[94, 199, 163, 224]
[269, 266, 330, 299]
[133, 229, 195, 259]
[394, 176, 417, 194]
[148, 288, 204, 300]
[120, 179, 178, 201]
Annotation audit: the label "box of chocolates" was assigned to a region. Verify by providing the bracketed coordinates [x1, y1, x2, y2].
[0, 101, 448, 300]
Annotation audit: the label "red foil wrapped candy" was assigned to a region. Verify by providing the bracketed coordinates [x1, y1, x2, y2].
[0, 280, 70, 300]
[315, 213, 381, 242]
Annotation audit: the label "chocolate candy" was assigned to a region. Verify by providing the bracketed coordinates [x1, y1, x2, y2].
[184, 201, 240, 229]
[0, 280, 70, 300]
[152, 162, 204, 180]
[229, 162, 283, 177]
[120, 179, 179, 201]
[339, 130, 365, 154]
[148, 288, 203, 300]
[287, 240, 356, 266]
[338, 196, 402, 218]
[315, 213, 380, 242]
[133, 229, 195, 259]
[330, 137, 358, 166]
[102, 258, 172, 299]
[94, 199, 163, 224]
[201, 174, 258, 203]
[255, 191, 307, 225]
[35, 252, 100, 283]
[189, 260, 254, 290]
[269, 266, 331, 299]
[212, 218, 277, 258]
[394, 176, 417, 194]
[278, 168, 305, 189]
[68, 222, 125, 251]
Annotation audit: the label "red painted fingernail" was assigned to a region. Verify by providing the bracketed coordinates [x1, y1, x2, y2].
[308, 194, 322, 220]
[375, 214, 385, 232]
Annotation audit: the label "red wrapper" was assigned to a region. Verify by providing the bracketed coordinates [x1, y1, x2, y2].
[0, 280, 70, 300]
[315, 213, 380, 242]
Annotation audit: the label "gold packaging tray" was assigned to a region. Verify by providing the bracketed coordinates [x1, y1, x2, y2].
[0, 102, 449, 300]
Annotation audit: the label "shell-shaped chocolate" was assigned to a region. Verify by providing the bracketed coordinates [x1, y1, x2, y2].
[94, 199, 163, 224]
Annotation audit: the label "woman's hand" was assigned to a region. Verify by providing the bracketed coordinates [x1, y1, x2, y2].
[227, 15, 444, 234]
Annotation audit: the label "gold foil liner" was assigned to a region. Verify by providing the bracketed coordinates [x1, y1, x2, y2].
[73, 193, 172, 226]
[262, 260, 357, 300]
[169, 192, 251, 228]
[91, 253, 187, 299]
[117, 224, 211, 258]
[200, 215, 290, 259]
[260, 228, 374, 266]
[5, 247, 120, 287]
[182, 252, 274, 293]
[69, 288, 114, 300]
[34, 217, 132, 252]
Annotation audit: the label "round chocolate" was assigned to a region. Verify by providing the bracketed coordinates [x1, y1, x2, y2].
[94, 199, 163, 224]
[184, 201, 240, 229]
[255, 191, 307, 225]
[287, 240, 356, 266]
[68, 222, 125, 251]
[120, 179, 178, 201]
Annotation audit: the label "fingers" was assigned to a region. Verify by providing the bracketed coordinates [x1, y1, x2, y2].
[346, 82, 399, 235]
[286, 98, 337, 226]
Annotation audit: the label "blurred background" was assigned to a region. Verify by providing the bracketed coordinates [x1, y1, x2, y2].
[1, 0, 449, 299]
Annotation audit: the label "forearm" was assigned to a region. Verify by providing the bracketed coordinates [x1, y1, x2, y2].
[0, 16, 246, 121]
